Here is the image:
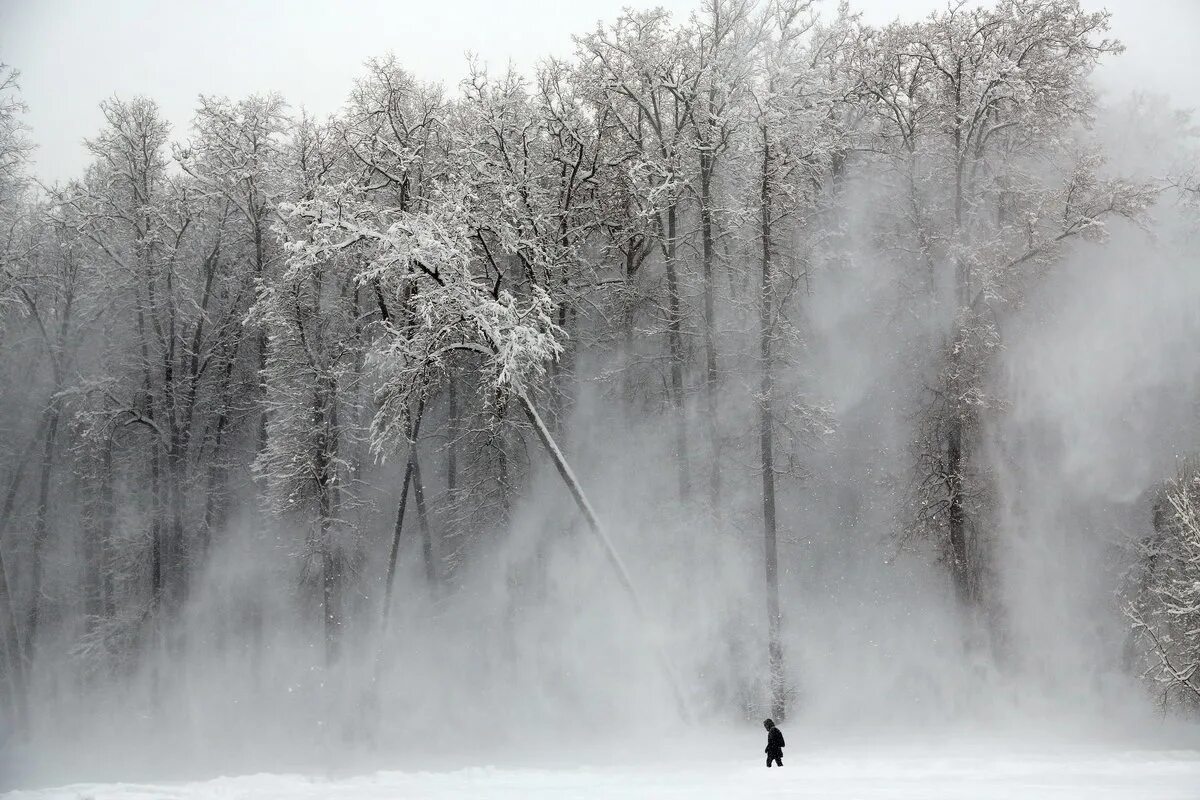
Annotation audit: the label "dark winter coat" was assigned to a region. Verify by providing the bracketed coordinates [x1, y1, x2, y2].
[765, 727, 785, 755]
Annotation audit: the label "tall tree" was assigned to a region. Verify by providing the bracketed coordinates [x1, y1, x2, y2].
[177, 94, 289, 463]
[578, 11, 699, 503]
[0, 63, 34, 726]
[251, 114, 360, 663]
[58, 98, 184, 614]
[854, 0, 1151, 607]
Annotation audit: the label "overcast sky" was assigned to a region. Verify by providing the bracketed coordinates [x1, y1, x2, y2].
[2, 0, 1196, 185]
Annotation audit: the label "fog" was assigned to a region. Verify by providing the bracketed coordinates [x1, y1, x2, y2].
[2, 0, 1200, 795]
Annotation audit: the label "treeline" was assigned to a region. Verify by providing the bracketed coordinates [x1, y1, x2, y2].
[0, 0, 1193, 733]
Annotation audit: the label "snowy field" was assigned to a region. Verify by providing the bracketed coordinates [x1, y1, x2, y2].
[7, 746, 1200, 800]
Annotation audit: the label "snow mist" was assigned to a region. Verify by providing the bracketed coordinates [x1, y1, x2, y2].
[1, 0, 1199, 791]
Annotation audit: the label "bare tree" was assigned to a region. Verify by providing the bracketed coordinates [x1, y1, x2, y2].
[854, 0, 1151, 607]
[578, 11, 698, 502]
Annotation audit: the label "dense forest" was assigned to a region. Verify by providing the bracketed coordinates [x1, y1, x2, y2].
[1, 0, 1199, 774]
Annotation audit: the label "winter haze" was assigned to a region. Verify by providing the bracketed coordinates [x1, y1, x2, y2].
[1, 0, 1199, 798]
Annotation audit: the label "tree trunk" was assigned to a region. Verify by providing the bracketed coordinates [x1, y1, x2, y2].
[446, 372, 459, 506]
[134, 281, 166, 620]
[320, 508, 339, 665]
[24, 402, 61, 669]
[0, 537, 27, 730]
[317, 374, 342, 665]
[946, 133, 977, 606]
[664, 202, 690, 503]
[165, 443, 187, 612]
[81, 493, 104, 626]
[412, 449, 436, 588]
[25, 279, 77, 668]
[254, 219, 270, 461]
[99, 440, 116, 619]
[760, 130, 786, 721]
[699, 149, 722, 513]
[160, 290, 187, 615]
[0, 416, 45, 714]
[946, 412, 972, 604]
[621, 240, 646, 415]
[201, 348, 238, 549]
[149, 446, 164, 611]
[382, 401, 425, 630]
[516, 388, 689, 720]
[0, 423, 35, 727]
[496, 404, 511, 521]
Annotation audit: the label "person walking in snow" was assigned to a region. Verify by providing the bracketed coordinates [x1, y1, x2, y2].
[763, 719, 785, 768]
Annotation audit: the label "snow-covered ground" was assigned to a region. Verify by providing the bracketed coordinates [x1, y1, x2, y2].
[7, 745, 1200, 800]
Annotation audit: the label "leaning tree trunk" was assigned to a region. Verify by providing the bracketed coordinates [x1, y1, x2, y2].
[381, 400, 425, 631]
[367, 399, 428, 732]
[516, 388, 689, 721]
[760, 129, 786, 721]
[411, 450, 436, 588]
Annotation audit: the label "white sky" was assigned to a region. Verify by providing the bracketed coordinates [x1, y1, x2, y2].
[1, 0, 1196, 184]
